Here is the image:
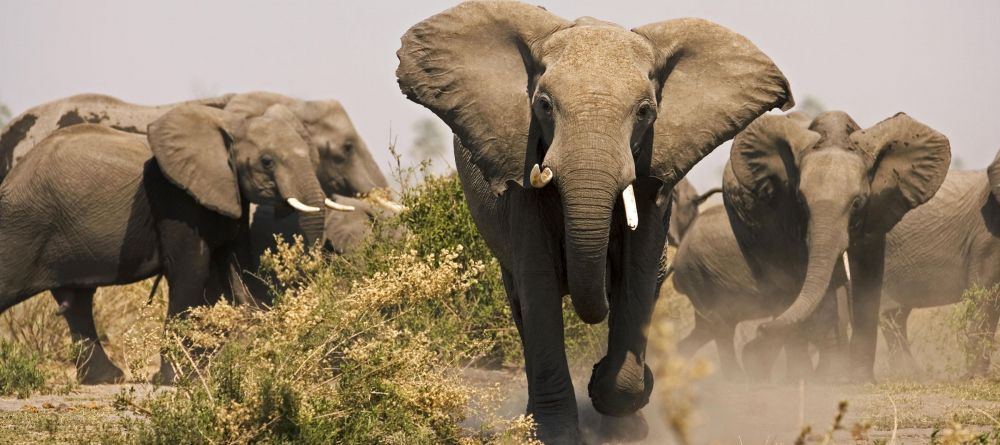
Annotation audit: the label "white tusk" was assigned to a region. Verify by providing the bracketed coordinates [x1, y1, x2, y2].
[842, 251, 852, 281]
[623, 184, 638, 231]
[370, 195, 406, 213]
[530, 164, 553, 188]
[286, 198, 321, 213]
[325, 198, 355, 212]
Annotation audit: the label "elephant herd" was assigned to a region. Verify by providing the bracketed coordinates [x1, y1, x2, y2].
[1, 1, 994, 443]
[0, 92, 404, 384]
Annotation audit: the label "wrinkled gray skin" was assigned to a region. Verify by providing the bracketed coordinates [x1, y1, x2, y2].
[0, 93, 233, 182]
[879, 150, 1000, 377]
[0, 104, 327, 384]
[664, 178, 720, 247]
[0, 91, 391, 245]
[0, 92, 388, 198]
[671, 111, 951, 383]
[397, 1, 793, 442]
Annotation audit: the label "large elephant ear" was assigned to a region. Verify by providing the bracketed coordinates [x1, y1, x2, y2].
[851, 113, 951, 233]
[987, 149, 1000, 205]
[396, 0, 570, 195]
[633, 18, 794, 189]
[147, 104, 242, 218]
[729, 114, 821, 200]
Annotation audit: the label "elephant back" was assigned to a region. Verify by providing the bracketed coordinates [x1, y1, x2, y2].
[0, 93, 233, 183]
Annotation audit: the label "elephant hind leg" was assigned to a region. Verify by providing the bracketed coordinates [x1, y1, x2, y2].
[52, 288, 125, 385]
[881, 307, 920, 376]
[713, 323, 743, 380]
[677, 313, 713, 357]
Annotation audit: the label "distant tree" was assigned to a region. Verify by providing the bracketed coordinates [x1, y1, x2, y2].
[796, 95, 826, 119]
[411, 117, 446, 161]
[0, 101, 11, 127]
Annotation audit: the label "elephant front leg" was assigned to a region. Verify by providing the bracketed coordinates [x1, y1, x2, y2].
[504, 266, 578, 444]
[848, 239, 885, 383]
[154, 227, 216, 385]
[52, 288, 125, 384]
[588, 193, 664, 442]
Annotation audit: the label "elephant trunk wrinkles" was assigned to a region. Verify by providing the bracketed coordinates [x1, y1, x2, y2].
[277, 163, 327, 246]
[553, 135, 631, 325]
[767, 209, 849, 331]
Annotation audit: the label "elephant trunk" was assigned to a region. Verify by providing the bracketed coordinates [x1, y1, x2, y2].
[552, 134, 633, 325]
[763, 205, 849, 332]
[276, 163, 328, 247]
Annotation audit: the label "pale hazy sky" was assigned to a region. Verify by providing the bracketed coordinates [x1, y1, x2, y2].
[2, 1, 998, 191]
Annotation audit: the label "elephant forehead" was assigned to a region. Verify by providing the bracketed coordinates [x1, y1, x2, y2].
[799, 149, 867, 193]
[542, 26, 654, 79]
[246, 117, 310, 157]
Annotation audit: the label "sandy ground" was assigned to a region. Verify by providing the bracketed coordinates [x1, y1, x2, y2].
[461, 365, 999, 445]
[0, 366, 997, 444]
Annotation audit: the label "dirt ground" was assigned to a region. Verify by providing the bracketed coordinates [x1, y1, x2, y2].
[1, 280, 998, 443]
[460, 366, 1000, 445]
[3, 369, 994, 444]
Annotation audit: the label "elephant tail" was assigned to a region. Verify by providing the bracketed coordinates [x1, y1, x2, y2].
[146, 274, 163, 305]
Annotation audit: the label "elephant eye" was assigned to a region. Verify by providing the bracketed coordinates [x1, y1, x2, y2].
[260, 154, 275, 170]
[343, 141, 354, 154]
[851, 196, 864, 211]
[636, 102, 655, 122]
[534, 95, 554, 118]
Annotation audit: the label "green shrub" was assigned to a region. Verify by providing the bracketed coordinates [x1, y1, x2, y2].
[0, 340, 46, 398]
[116, 243, 538, 444]
[951, 283, 1000, 373]
[327, 174, 604, 368]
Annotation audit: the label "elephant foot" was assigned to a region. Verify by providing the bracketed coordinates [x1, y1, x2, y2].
[595, 411, 648, 443]
[742, 336, 781, 382]
[151, 359, 178, 385]
[74, 341, 125, 385]
[588, 355, 654, 417]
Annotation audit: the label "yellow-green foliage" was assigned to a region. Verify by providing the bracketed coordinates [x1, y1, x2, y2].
[116, 243, 538, 444]
[951, 283, 1000, 372]
[329, 174, 604, 367]
[0, 340, 46, 398]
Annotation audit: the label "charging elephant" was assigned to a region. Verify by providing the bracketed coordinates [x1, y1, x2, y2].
[397, 1, 793, 442]
[0, 104, 332, 384]
[878, 149, 1000, 377]
[670, 111, 951, 382]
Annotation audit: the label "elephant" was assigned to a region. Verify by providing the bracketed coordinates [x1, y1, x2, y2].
[664, 178, 720, 247]
[877, 149, 1000, 377]
[669, 111, 951, 382]
[0, 91, 398, 208]
[396, 1, 794, 442]
[0, 103, 334, 384]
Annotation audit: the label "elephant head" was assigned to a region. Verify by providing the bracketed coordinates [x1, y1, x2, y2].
[988, 148, 1000, 205]
[397, 0, 793, 323]
[147, 104, 340, 244]
[665, 178, 720, 246]
[728, 111, 951, 332]
[223, 92, 397, 209]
